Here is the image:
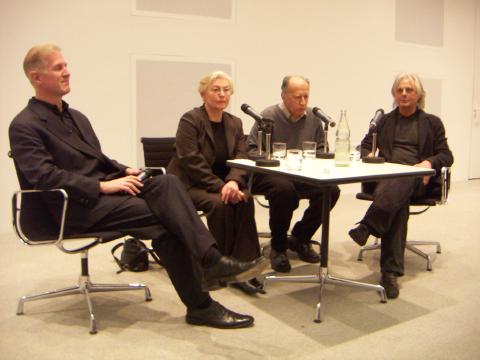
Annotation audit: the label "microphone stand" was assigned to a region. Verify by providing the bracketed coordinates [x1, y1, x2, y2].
[317, 121, 335, 159]
[254, 119, 280, 167]
[362, 127, 385, 163]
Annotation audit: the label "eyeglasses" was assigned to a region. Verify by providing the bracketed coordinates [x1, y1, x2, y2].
[209, 87, 231, 94]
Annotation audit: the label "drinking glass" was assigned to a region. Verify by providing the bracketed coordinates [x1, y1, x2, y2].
[286, 149, 303, 170]
[302, 141, 317, 160]
[272, 142, 287, 160]
[349, 147, 361, 163]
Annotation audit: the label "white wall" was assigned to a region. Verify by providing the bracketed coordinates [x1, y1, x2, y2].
[0, 0, 477, 234]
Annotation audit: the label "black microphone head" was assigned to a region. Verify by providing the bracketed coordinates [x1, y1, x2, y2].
[312, 106, 334, 126]
[241, 104, 249, 112]
[369, 108, 385, 128]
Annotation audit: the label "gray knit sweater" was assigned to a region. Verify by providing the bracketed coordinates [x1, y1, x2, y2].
[246, 104, 326, 157]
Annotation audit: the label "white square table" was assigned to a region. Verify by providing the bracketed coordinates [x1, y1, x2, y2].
[227, 158, 435, 322]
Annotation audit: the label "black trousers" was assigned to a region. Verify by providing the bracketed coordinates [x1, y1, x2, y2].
[91, 174, 216, 309]
[361, 177, 425, 276]
[252, 173, 340, 252]
[188, 188, 261, 262]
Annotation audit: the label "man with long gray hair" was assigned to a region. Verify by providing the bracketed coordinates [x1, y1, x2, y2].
[349, 73, 453, 299]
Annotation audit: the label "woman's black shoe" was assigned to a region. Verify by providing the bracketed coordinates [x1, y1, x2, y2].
[248, 278, 266, 294]
[231, 278, 266, 295]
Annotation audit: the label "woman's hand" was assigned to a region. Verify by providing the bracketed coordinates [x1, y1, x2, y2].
[220, 180, 247, 204]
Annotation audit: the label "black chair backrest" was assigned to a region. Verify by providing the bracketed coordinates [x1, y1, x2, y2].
[9, 151, 62, 241]
[141, 137, 176, 168]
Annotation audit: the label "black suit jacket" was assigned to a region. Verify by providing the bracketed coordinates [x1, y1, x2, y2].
[361, 107, 454, 193]
[167, 105, 249, 192]
[9, 98, 131, 233]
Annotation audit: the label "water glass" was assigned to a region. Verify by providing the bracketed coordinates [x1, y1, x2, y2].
[349, 148, 361, 162]
[286, 149, 303, 170]
[302, 141, 317, 160]
[272, 142, 287, 160]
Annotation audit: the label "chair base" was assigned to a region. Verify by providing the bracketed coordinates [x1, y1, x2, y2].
[357, 237, 442, 271]
[17, 274, 152, 334]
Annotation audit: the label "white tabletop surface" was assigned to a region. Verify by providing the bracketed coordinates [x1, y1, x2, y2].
[228, 158, 435, 186]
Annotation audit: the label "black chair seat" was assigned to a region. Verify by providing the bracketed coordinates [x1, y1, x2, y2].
[355, 192, 438, 207]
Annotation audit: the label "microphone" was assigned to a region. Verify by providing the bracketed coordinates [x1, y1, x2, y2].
[241, 104, 264, 123]
[312, 107, 335, 127]
[138, 168, 153, 182]
[362, 108, 385, 164]
[369, 109, 384, 128]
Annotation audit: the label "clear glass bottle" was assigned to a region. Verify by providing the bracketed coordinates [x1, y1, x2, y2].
[334, 110, 351, 167]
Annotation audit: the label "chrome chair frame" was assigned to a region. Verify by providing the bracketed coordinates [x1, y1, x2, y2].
[356, 167, 451, 271]
[13, 189, 152, 334]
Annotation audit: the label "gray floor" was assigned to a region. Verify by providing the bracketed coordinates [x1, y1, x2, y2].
[1, 180, 479, 360]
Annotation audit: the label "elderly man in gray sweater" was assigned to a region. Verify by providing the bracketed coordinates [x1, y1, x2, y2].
[247, 75, 340, 272]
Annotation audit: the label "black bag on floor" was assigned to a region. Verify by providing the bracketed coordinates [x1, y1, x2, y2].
[111, 238, 162, 273]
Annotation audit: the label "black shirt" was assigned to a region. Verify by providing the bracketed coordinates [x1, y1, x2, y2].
[31, 97, 83, 139]
[210, 120, 229, 181]
[391, 110, 420, 165]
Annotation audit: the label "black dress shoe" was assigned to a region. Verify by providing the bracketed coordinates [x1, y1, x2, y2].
[380, 272, 400, 299]
[203, 256, 268, 291]
[288, 236, 320, 263]
[270, 249, 291, 273]
[231, 278, 266, 295]
[186, 301, 254, 329]
[248, 277, 266, 293]
[349, 223, 370, 246]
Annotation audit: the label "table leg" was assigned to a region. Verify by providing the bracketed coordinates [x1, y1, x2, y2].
[264, 186, 387, 322]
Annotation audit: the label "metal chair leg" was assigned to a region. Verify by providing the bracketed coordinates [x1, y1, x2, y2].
[406, 244, 433, 271]
[82, 286, 97, 335]
[408, 240, 441, 253]
[88, 282, 152, 301]
[357, 238, 380, 261]
[358, 237, 441, 271]
[17, 285, 81, 315]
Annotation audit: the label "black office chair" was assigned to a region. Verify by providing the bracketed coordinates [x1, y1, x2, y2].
[9, 152, 152, 334]
[140, 137, 206, 219]
[356, 167, 451, 271]
[141, 137, 176, 169]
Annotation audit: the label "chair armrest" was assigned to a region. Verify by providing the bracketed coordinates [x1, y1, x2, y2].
[145, 166, 166, 175]
[439, 166, 451, 205]
[12, 189, 99, 254]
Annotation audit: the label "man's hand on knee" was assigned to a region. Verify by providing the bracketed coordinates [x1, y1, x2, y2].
[100, 176, 143, 196]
